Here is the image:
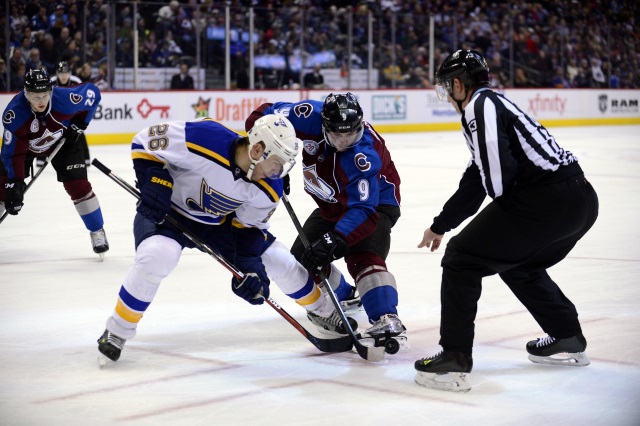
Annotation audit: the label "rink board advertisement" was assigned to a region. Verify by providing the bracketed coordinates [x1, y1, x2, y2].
[0, 89, 638, 145]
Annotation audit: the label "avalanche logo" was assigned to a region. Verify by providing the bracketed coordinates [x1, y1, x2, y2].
[70, 93, 83, 104]
[303, 164, 337, 203]
[29, 128, 64, 153]
[3, 110, 15, 124]
[354, 153, 371, 172]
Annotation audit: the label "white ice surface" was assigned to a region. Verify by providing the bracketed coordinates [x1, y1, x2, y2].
[1, 126, 639, 426]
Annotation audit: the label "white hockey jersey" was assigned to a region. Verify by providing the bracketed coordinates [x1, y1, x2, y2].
[131, 118, 284, 231]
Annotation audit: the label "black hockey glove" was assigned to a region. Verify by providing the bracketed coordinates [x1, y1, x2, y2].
[231, 257, 270, 305]
[62, 123, 85, 145]
[282, 174, 290, 195]
[301, 232, 349, 275]
[137, 168, 174, 224]
[4, 179, 26, 215]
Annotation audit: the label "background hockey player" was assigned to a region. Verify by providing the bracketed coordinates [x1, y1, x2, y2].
[47, 61, 91, 167]
[245, 93, 407, 354]
[97, 115, 357, 366]
[1, 68, 108, 256]
[414, 50, 598, 392]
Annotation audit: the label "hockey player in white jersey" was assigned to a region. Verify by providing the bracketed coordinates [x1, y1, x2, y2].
[97, 115, 357, 365]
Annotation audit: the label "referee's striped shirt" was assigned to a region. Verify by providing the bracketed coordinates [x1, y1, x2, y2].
[429, 87, 582, 235]
[462, 87, 578, 199]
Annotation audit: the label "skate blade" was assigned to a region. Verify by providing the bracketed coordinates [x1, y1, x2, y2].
[98, 252, 105, 262]
[528, 352, 590, 366]
[340, 300, 364, 314]
[414, 371, 471, 392]
[98, 354, 115, 368]
[312, 326, 352, 338]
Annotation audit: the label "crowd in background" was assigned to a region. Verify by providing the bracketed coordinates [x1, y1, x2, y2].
[1, 0, 638, 91]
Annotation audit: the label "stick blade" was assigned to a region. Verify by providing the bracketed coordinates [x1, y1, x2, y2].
[356, 343, 386, 361]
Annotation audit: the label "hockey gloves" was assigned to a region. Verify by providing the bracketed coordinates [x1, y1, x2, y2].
[301, 232, 349, 274]
[4, 179, 26, 215]
[137, 168, 174, 224]
[231, 257, 270, 305]
[62, 123, 85, 145]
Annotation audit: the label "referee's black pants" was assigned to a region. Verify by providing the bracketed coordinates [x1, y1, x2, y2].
[439, 175, 599, 353]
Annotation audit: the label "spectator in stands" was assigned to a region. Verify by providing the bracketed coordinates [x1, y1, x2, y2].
[116, 38, 135, 67]
[87, 37, 106, 65]
[303, 63, 325, 89]
[29, 5, 51, 33]
[25, 48, 46, 73]
[19, 36, 34, 63]
[10, 62, 26, 91]
[9, 48, 25, 75]
[49, 4, 69, 30]
[170, 63, 194, 89]
[514, 67, 532, 87]
[0, 59, 8, 92]
[552, 66, 572, 88]
[78, 62, 93, 83]
[93, 63, 110, 91]
[9, 3, 29, 43]
[590, 58, 606, 88]
[54, 27, 71, 55]
[38, 33, 58, 72]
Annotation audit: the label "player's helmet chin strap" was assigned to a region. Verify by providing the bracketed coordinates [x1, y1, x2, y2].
[246, 161, 257, 180]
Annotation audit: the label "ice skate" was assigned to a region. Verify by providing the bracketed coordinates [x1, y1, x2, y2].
[307, 310, 358, 336]
[414, 350, 473, 392]
[97, 329, 126, 368]
[340, 286, 364, 314]
[358, 314, 408, 354]
[90, 228, 109, 260]
[526, 333, 590, 366]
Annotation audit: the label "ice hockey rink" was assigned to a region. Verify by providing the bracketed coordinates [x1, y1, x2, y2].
[1, 125, 639, 426]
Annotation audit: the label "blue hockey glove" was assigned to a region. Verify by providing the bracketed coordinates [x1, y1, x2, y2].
[62, 123, 85, 145]
[136, 168, 173, 224]
[4, 179, 26, 215]
[301, 232, 349, 274]
[231, 257, 270, 305]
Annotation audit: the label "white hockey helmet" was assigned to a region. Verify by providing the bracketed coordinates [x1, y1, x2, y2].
[246, 114, 300, 179]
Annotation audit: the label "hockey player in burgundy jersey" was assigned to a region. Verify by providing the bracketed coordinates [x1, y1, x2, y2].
[246, 93, 407, 354]
[0, 68, 108, 256]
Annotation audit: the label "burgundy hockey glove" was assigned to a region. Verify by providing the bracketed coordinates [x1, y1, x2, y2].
[4, 179, 26, 215]
[137, 168, 174, 224]
[301, 232, 349, 274]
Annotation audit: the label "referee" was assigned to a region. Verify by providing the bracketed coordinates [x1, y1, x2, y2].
[47, 61, 91, 167]
[414, 50, 599, 392]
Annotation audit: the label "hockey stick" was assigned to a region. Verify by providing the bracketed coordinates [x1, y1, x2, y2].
[0, 138, 66, 225]
[91, 158, 353, 354]
[280, 194, 386, 362]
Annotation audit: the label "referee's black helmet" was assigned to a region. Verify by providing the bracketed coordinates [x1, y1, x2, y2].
[435, 50, 489, 100]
